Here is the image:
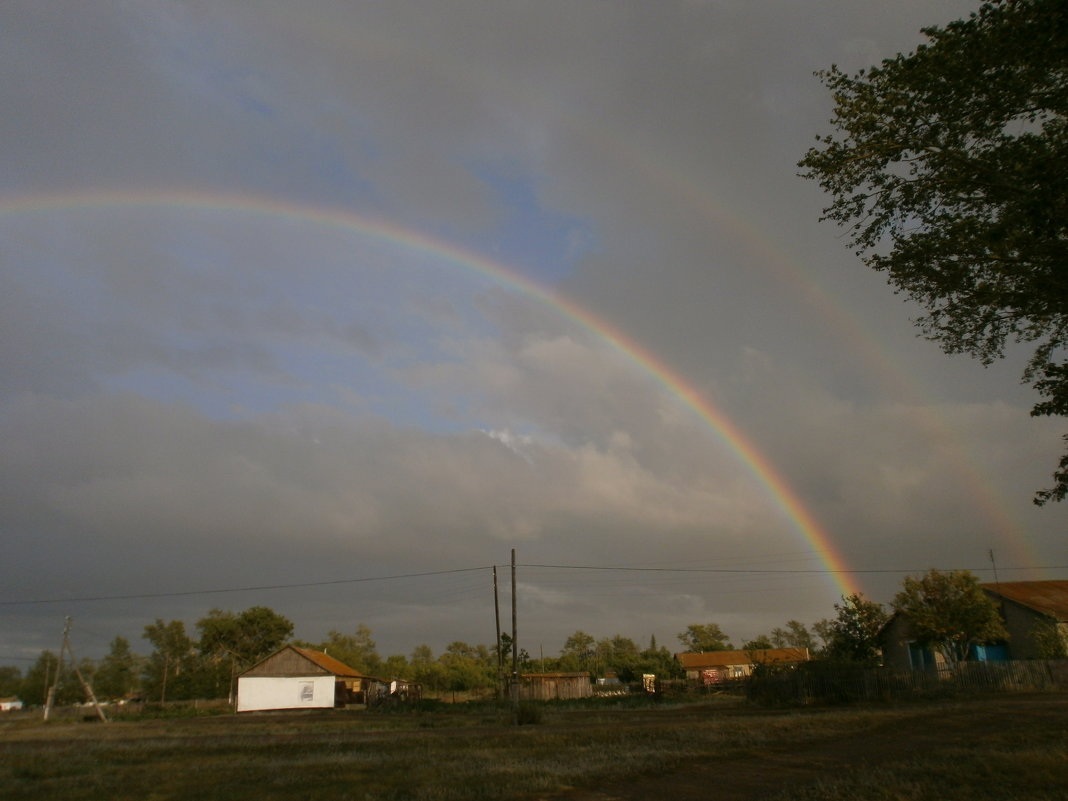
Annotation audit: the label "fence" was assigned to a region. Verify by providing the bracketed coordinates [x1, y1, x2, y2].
[745, 659, 1068, 705]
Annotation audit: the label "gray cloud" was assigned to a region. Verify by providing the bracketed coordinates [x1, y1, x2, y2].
[1, 0, 1063, 663]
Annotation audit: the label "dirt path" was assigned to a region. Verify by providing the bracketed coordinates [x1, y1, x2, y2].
[540, 694, 1068, 801]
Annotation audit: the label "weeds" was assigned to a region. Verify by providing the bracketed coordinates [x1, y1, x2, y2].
[1, 694, 1065, 800]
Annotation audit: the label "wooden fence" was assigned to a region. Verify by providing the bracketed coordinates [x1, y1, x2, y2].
[745, 659, 1068, 705]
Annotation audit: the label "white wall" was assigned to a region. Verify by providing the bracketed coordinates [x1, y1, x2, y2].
[236, 675, 335, 712]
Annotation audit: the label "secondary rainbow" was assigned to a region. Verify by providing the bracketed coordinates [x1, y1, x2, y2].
[0, 188, 861, 597]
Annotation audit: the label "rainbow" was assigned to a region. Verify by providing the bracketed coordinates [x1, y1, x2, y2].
[0, 188, 861, 597]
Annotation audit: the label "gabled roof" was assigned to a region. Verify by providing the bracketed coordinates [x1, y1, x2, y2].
[239, 645, 371, 679]
[981, 580, 1068, 621]
[675, 648, 809, 670]
[291, 647, 370, 679]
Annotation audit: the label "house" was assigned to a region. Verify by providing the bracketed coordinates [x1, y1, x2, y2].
[676, 648, 810, 684]
[981, 580, 1068, 659]
[236, 645, 385, 712]
[881, 580, 1068, 669]
[0, 697, 23, 712]
[879, 612, 946, 671]
[517, 672, 593, 701]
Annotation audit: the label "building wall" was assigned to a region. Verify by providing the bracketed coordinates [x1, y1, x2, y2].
[237, 675, 335, 712]
[880, 615, 933, 671]
[518, 676, 592, 701]
[998, 599, 1063, 659]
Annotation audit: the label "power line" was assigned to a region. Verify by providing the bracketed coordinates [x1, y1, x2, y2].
[2, 561, 1064, 608]
[0, 566, 492, 607]
[518, 563, 1068, 576]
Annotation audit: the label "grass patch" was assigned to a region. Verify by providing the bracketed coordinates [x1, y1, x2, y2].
[1, 694, 1065, 800]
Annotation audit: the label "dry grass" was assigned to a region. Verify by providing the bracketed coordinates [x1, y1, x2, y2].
[1, 694, 1065, 800]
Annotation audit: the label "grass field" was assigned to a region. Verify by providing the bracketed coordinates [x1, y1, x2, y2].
[1, 693, 1065, 800]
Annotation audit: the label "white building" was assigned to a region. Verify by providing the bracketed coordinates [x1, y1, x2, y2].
[237, 646, 379, 712]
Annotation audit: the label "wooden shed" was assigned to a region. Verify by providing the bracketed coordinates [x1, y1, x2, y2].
[517, 672, 592, 701]
[236, 645, 382, 712]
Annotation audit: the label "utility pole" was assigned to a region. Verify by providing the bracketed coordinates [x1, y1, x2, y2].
[42, 618, 68, 722]
[989, 548, 1001, 587]
[510, 548, 519, 722]
[493, 565, 503, 699]
[43, 617, 108, 723]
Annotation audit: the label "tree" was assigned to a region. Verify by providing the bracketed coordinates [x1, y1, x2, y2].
[92, 637, 141, 701]
[893, 569, 1009, 665]
[742, 635, 774, 651]
[799, 0, 1068, 503]
[0, 665, 20, 699]
[559, 630, 596, 670]
[677, 623, 733, 653]
[409, 644, 446, 692]
[439, 641, 495, 698]
[19, 652, 60, 707]
[1030, 618, 1068, 658]
[142, 619, 198, 702]
[824, 594, 890, 665]
[639, 636, 683, 680]
[770, 620, 816, 650]
[317, 624, 382, 675]
[197, 606, 293, 699]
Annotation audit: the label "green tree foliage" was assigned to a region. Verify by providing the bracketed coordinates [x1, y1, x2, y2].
[92, 636, 141, 701]
[497, 632, 532, 679]
[439, 641, 495, 696]
[811, 619, 834, 652]
[677, 623, 733, 653]
[893, 569, 1009, 664]
[770, 620, 816, 650]
[0, 665, 21, 698]
[559, 630, 596, 670]
[317, 624, 382, 675]
[824, 593, 890, 665]
[142, 619, 198, 702]
[1030, 618, 1068, 658]
[742, 635, 774, 651]
[640, 636, 682, 680]
[799, 0, 1068, 503]
[380, 654, 411, 679]
[409, 644, 446, 692]
[19, 653, 61, 707]
[197, 606, 294, 698]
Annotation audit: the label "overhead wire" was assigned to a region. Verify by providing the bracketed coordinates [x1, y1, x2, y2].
[1, 562, 1064, 607]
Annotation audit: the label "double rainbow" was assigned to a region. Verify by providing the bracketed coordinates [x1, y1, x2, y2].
[1, 189, 861, 597]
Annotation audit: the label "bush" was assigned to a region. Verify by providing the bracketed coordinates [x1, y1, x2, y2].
[516, 702, 543, 725]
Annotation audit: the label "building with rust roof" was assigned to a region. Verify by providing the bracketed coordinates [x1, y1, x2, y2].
[236, 645, 384, 712]
[981, 580, 1068, 659]
[675, 648, 810, 684]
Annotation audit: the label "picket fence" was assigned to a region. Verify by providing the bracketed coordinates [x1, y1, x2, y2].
[744, 659, 1068, 705]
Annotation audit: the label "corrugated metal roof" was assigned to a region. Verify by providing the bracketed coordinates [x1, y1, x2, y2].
[675, 648, 810, 669]
[981, 580, 1068, 621]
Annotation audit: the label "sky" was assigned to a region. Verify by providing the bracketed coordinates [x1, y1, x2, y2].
[2, 0, 1065, 667]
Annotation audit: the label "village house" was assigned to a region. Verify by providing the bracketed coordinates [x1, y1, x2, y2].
[675, 648, 810, 684]
[236, 645, 386, 712]
[879, 612, 949, 671]
[881, 580, 1068, 669]
[981, 580, 1068, 659]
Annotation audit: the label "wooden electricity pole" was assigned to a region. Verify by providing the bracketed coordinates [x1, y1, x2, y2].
[43, 617, 108, 723]
[511, 548, 519, 721]
[493, 565, 503, 699]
